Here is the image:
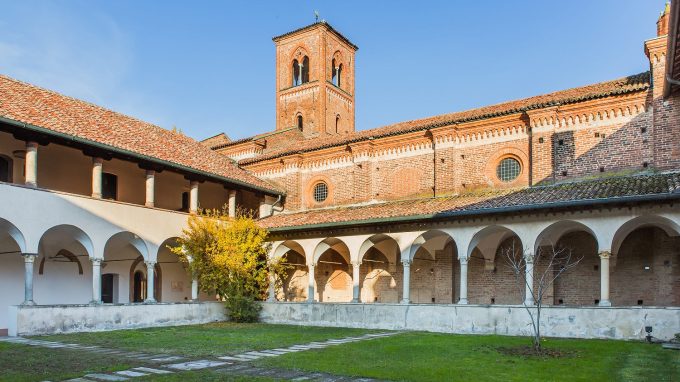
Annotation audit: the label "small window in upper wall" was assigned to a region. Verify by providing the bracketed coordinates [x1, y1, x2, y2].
[181, 191, 189, 212]
[313, 182, 328, 202]
[102, 173, 118, 200]
[297, 115, 303, 130]
[335, 115, 340, 133]
[496, 158, 521, 182]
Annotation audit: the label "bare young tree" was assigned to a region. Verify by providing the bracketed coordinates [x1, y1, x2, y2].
[501, 241, 582, 353]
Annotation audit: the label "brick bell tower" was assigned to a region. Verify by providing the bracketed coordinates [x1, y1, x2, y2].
[273, 21, 357, 137]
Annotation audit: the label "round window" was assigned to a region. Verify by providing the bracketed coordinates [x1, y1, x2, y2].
[313, 182, 328, 202]
[496, 157, 521, 182]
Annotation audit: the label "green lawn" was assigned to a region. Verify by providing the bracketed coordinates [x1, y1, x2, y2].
[256, 332, 680, 382]
[135, 370, 278, 382]
[0, 342, 139, 382]
[36, 322, 374, 358]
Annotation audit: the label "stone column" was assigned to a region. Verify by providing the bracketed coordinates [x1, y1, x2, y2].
[145, 261, 156, 303]
[401, 259, 412, 304]
[189, 181, 199, 214]
[458, 257, 469, 304]
[91, 157, 103, 198]
[228, 190, 237, 218]
[524, 253, 535, 305]
[145, 170, 155, 207]
[599, 251, 612, 307]
[191, 278, 199, 301]
[25, 141, 38, 187]
[91, 258, 102, 304]
[268, 271, 276, 302]
[22, 253, 38, 305]
[307, 263, 315, 303]
[351, 260, 361, 303]
[298, 63, 304, 85]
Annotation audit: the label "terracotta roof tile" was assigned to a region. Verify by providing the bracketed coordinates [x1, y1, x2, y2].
[261, 171, 680, 230]
[242, 72, 650, 165]
[0, 74, 282, 194]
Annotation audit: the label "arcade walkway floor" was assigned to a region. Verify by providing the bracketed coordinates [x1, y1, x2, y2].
[0, 322, 678, 381]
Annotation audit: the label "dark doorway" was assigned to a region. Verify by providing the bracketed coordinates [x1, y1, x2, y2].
[0, 156, 11, 183]
[101, 274, 114, 303]
[102, 173, 118, 200]
[133, 270, 146, 302]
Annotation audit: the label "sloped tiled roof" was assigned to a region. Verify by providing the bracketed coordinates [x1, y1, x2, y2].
[0, 74, 282, 194]
[242, 72, 650, 165]
[261, 172, 680, 230]
[200, 132, 231, 149]
[273, 21, 358, 50]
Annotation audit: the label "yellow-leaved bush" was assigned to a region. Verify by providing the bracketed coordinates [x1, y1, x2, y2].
[171, 208, 287, 322]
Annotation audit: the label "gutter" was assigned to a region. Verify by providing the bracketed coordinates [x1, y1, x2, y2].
[266, 191, 680, 233]
[0, 116, 284, 196]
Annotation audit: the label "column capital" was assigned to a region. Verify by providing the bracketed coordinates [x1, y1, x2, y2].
[91, 258, 103, 265]
[458, 256, 469, 265]
[599, 251, 612, 259]
[144, 260, 156, 267]
[22, 253, 38, 262]
[351, 260, 362, 267]
[402, 258, 412, 266]
[26, 141, 39, 149]
[523, 252, 535, 264]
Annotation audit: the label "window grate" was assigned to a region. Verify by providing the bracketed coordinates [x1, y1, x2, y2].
[496, 158, 521, 182]
[313, 182, 328, 202]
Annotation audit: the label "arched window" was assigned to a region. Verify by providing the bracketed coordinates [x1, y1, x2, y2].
[292, 59, 301, 87]
[496, 157, 521, 182]
[0, 155, 12, 183]
[337, 64, 342, 87]
[301, 56, 309, 84]
[313, 182, 328, 202]
[335, 115, 340, 134]
[297, 115, 304, 130]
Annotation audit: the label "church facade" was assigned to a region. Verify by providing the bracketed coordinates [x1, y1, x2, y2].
[1, 5, 679, 338]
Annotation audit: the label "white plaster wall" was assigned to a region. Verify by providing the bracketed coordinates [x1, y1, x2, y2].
[158, 250, 192, 302]
[34, 259, 91, 305]
[9, 302, 227, 336]
[260, 302, 680, 340]
[0, 253, 23, 331]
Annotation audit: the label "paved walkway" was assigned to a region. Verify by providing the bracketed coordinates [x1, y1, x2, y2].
[0, 332, 397, 381]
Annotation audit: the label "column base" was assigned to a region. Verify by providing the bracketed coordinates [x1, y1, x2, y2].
[145, 202, 155, 208]
[89, 300, 102, 305]
[400, 299, 410, 304]
[598, 300, 611, 307]
[143, 299, 157, 304]
[458, 298, 468, 305]
[21, 300, 36, 306]
[267, 297, 276, 302]
[524, 299, 535, 306]
[351, 298, 360, 303]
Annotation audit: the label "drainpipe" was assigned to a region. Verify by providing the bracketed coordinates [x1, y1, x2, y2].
[263, 194, 284, 218]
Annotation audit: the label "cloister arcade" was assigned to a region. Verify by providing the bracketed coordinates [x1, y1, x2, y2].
[268, 211, 680, 309]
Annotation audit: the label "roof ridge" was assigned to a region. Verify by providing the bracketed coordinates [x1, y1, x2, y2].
[240, 71, 650, 164]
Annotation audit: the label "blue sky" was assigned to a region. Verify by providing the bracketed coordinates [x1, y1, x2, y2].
[0, 1, 666, 141]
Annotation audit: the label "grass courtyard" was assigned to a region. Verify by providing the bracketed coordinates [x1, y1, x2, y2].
[0, 323, 676, 381]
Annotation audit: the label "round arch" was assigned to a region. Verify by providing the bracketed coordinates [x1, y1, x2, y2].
[313, 237, 350, 265]
[467, 225, 521, 260]
[103, 231, 148, 261]
[534, 220, 598, 254]
[272, 240, 307, 262]
[0, 217, 26, 254]
[408, 230, 455, 261]
[38, 224, 94, 259]
[612, 215, 680, 255]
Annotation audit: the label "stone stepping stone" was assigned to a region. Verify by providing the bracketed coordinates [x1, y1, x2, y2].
[84, 373, 129, 381]
[164, 360, 228, 371]
[273, 348, 301, 353]
[64, 378, 98, 382]
[149, 355, 184, 362]
[114, 370, 148, 377]
[132, 367, 173, 374]
[231, 354, 261, 360]
[217, 355, 245, 362]
[259, 350, 287, 355]
[243, 351, 279, 357]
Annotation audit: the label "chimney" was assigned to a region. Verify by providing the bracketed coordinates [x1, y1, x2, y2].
[657, 2, 671, 36]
